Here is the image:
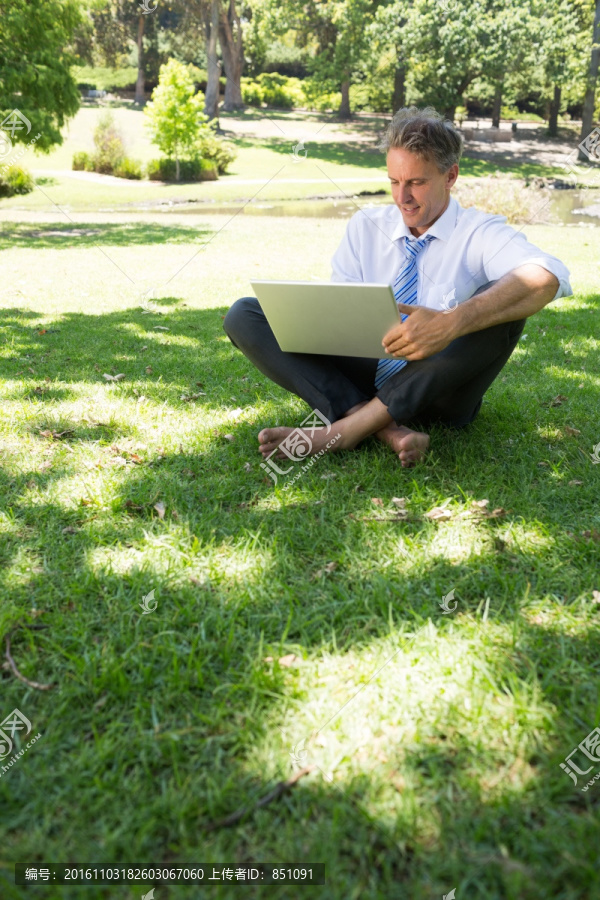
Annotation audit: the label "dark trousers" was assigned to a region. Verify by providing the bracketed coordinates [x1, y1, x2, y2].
[223, 296, 526, 428]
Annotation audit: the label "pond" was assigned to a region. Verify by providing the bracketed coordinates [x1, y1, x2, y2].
[155, 189, 600, 226]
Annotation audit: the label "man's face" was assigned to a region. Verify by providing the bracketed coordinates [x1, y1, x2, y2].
[387, 147, 459, 236]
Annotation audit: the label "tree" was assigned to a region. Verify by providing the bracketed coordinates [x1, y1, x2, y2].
[0, 0, 82, 153]
[285, 0, 377, 119]
[579, 0, 600, 159]
[219, 0, 245, 110]
[144, 58, 210, 181]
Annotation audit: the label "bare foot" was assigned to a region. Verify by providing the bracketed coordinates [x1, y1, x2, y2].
[376, 422, 430, 467]
[258, 424, 346, 459]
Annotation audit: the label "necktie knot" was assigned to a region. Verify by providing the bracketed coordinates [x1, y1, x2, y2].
[405, 233, 434, 258]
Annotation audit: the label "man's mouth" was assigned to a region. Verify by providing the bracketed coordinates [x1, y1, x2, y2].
[402, 205, 419, 214]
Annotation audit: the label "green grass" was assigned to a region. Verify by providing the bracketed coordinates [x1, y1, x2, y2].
[0, 213, 598, 899]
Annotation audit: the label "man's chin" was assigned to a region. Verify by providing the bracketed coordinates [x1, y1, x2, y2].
[399, 207, 423, 223]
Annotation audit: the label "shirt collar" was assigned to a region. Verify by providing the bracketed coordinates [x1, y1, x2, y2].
[391, 195, 460, 244]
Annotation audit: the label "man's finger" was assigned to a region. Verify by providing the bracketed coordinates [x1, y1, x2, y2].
[396, 302, 425, 315]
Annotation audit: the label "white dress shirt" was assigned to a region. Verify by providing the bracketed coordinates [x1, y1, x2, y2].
[331, 195, 572, 309]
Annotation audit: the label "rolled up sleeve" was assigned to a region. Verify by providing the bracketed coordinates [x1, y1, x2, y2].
[476, 217, 572, 300]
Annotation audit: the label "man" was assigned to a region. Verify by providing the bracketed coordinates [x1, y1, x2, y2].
[223, 107, 572, 468]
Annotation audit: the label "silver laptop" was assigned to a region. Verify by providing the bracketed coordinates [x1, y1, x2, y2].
[250, 280, 400, 359]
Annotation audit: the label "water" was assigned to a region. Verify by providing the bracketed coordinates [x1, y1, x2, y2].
[152, 190, 600, 225]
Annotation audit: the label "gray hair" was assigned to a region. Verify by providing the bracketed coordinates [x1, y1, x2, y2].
[379, 106, 464, 173]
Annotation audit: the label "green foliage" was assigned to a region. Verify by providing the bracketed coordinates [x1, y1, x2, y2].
[71, 65, 138, 92]
[196, 133, 237, 175]
[349, 81, 391, 114]
[0, 165, 34, 197]
[145, 59, 212, 170]
[241, 73, 305, 108]
[260, 73, 305, 108]
[146, 157, 218, 182]
[72, 151, 92, 171]
[113, 156, 143, 180]
[0, 0, 82, 153]
[241, 77, 265, 107]
[301, 77, 341, 111]
[92, 111, 125, 174]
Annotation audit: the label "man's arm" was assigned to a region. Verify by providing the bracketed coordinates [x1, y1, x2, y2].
[382, 263, 559, 361]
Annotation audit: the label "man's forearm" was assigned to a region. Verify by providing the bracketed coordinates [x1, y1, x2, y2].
[450, 264, 560, 339]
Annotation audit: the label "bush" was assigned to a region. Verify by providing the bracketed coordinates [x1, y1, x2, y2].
[196, 133, 237, 174]
[241, 77, 264, 107]
[146, 158, 218, 182]
[72, 151, 92, 171]
[258, 72, 303, 108]
[93, 111, 125, 174]
[301, 79, 341, 112]
[113, 157, 143, 180]
[0, 166, 34, 198]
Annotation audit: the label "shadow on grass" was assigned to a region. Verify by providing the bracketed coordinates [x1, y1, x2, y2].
[0, 222, 215, 251]
[0, 299, 598, 898]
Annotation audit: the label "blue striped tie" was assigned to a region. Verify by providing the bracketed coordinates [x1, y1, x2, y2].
[375, 234, 435, 389]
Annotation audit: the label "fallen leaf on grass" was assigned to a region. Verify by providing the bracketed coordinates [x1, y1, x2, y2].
[278, 654, 298, 668]
[62, 526, 77, 534]
[243, 462, 252, 472]
[425, 506, 453, 521]
[581, 530, 600, 542]
[549, 394, 568, 407]
[312, 561, 338, 579]
[39, 429, 74, 440]
[145, 366, 153, 374]
[564, 426, 581, 436]
[103, 373, 126, 382]
[569, 480, 583, 486]
[124, 501, 145, 514]
[153, 326, 169, 331]
[391, 497, 406, 507]
[592, 591, 600, 605]
[180, 392, 206, 401]
[154, 501, 166, 519]
[371, 498, 384, 507]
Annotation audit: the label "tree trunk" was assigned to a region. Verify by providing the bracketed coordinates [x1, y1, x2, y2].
[135, 15, 145, 104]
[392, 60, 406, 113]
[491, 82, 502, 129]
[548, 84, 561, 137]
[204, 0, 221, 120]
[443, 105, 456, 122]
[175, 157, 180, 182]
[578, 0, 600, 161]
[339, 79, 351, 119]
[219, 0, 244, 111]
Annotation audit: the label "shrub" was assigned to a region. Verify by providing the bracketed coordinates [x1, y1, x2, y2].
[241, 77, 264, 107]
[146, 158, 218, 182]
[72, 151, 92, 171]
[93, 111, 126, 174]
[0, 166, 35, 197]
[113, 157, 143, 180]
[301, 79, 341, 112]
[196, 132, 237, 174]
[257, 72, 298, 108]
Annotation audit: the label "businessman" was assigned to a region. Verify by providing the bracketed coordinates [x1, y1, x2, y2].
[223, 106, 572, 467]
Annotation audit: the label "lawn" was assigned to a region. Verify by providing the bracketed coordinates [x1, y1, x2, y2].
[0, 200, 599, 900]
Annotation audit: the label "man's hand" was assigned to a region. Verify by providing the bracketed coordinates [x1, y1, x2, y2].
[382, 303, 458, 361]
